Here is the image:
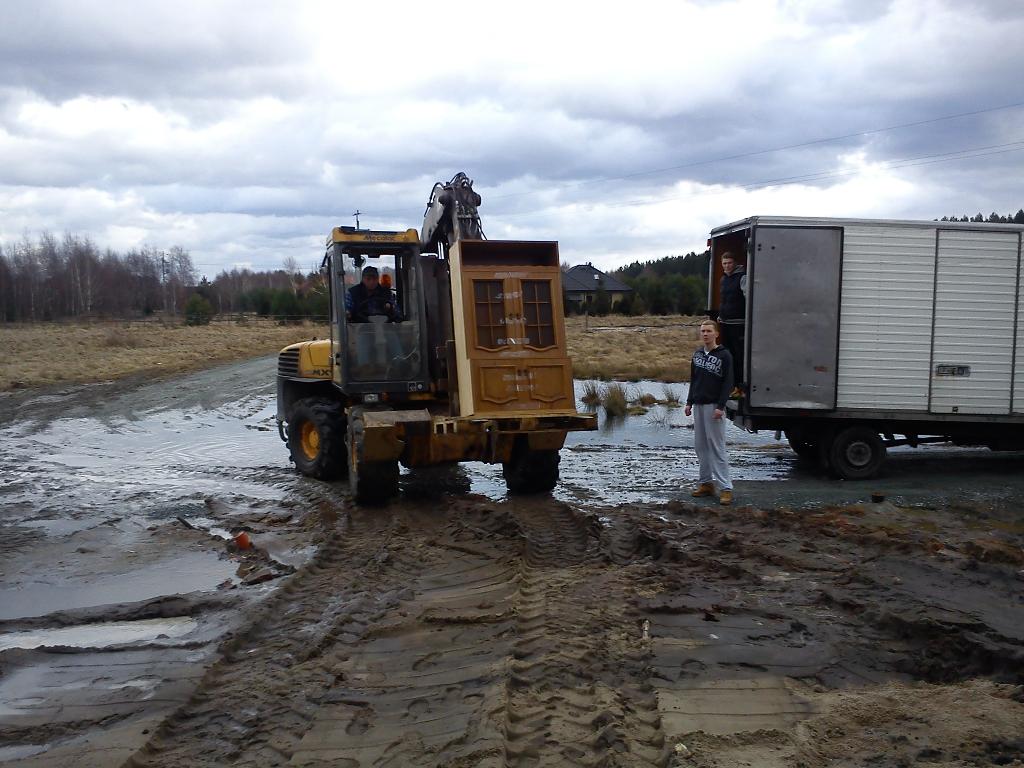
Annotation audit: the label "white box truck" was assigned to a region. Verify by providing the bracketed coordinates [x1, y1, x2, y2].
[708, 216, 1024, 479]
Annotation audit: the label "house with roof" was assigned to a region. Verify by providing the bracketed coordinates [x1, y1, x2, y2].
[561, 263, 633, 313]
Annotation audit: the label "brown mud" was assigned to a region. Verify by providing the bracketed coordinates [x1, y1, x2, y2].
[1, 358, 1023, 767]
[111, 498, 1024, 767]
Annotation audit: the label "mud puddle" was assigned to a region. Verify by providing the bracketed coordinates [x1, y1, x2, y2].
[0, 357, 345, 766]
[0, 550, 237, 621]
[458, 379, 792, 505]
[0, 617, 198, 652]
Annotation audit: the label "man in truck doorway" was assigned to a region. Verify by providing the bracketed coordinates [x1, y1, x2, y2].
[718, 252, 746, 398]
[685, 319, 735, 505]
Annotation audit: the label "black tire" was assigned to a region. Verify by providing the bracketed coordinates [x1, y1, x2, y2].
[346, 407, 400, 504]
[502, 440, 560, 494]
[784, 429, 819, 461]
[828, 426, 886, 480]
[287, 398, 348, 480]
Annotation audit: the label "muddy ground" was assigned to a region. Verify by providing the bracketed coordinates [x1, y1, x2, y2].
[1, 357, 1023, 767]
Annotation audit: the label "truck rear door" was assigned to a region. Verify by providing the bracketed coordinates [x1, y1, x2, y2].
[748, 226, 843, 409]
[930, 229, 1020, 415]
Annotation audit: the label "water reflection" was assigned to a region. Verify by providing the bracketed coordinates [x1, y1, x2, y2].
[462, 380, 795, 505]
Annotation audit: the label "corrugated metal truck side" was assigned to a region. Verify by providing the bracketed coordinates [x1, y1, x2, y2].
[708, 216, 1024, 479]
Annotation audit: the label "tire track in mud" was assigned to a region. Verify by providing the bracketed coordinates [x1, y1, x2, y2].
[501, 503, 668, 768]
[122, 499, 519, 767]
[118, 496, 678, 768]
[117, 490, 1024, 767]
[287, 504, 520, 767]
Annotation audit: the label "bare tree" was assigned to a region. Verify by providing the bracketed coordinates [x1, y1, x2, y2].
[282, 256, 301, 296]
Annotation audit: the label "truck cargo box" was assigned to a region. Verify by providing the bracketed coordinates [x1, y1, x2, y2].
[708, 216, 1024, 478]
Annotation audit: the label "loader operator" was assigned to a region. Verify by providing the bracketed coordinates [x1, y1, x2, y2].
[345, 266, 398, 323]
[345, 265, 404, 372]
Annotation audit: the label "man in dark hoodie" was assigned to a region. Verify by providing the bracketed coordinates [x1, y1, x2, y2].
[718, 252, 746, 396]
[685, 319, 735, 505]
[345, 265, 397, 323]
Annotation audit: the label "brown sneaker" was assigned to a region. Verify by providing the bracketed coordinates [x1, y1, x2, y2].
[719, 490, 733, 506]
[691, 483, 715, 498]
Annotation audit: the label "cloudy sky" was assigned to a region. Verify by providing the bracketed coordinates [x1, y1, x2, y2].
[1, 0, 1023, 275]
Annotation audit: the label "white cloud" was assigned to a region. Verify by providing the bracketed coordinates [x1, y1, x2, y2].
[0, 0, 1022, 274]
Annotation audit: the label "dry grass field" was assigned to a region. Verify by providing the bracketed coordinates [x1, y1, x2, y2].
[566, 314, 702, 382]
[0, 314, 702, 391]
[0, 319, 330, 392]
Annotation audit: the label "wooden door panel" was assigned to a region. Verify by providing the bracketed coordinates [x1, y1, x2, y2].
[475, 363, 521, 407]
[524, 360, 573, 405]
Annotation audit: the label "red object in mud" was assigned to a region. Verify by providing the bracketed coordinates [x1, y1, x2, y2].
[234, 531, 252, 550]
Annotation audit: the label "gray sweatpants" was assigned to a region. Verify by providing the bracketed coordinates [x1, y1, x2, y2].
[692, 404, 732, 491]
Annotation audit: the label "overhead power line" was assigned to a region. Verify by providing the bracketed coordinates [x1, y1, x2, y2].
[489, 100, 1024, 198]
[360, 100, 1024, 218]
[586, 139, 1024, 212]
[192, 140, 1024, 271]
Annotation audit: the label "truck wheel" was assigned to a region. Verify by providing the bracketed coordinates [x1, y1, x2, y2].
[287, 398, 348, 480]
[346, 407, 400, 504]
[784, 430, 819, 461]
[828, 426, 886, 480]
[503, 440, 560, 494]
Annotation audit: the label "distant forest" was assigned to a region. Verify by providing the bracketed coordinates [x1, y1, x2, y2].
[0, 233, 327, 323]
[600, 251, 711, 316]
[938, 209, 1024, 223]
[2, 207, 1023, 322]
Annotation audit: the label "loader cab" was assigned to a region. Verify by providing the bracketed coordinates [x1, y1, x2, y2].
[325, 227, 430, 396]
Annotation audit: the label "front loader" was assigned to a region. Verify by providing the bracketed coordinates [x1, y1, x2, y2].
[276, 173, 596, 503]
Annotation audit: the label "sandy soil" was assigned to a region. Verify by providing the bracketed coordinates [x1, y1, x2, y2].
[1, 358, 1022, 767]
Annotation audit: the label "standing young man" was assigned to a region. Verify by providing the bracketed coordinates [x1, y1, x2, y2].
[718, 252, 746, 396]
[685, 319, 735, 505]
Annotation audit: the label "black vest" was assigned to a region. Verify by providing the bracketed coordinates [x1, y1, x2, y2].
[720, 269, 745, 322]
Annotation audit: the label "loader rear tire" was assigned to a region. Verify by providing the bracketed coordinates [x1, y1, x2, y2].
[287, 398, 347, 480]
[346, 407, 400, 505]
[503, 440, 560, 495]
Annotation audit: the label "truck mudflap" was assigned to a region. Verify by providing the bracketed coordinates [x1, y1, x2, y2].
[725, 400, 756, 432]
[358, 409, 596, 467]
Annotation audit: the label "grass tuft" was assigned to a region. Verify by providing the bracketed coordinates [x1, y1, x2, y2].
[101, 328, 145, 348]
[602, 382, 629, 418]
[580, 380, 601, 407]
[646, 408, 671, 427]
[661, 385, 681, 407]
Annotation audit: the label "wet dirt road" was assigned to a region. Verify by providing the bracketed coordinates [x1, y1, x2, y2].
[1, 357, 1023, 767]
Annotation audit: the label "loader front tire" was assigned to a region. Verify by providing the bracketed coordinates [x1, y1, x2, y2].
[287, 398, 347, 480]
[503, 440, 560, 495]
[346, 407, 400, 505]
